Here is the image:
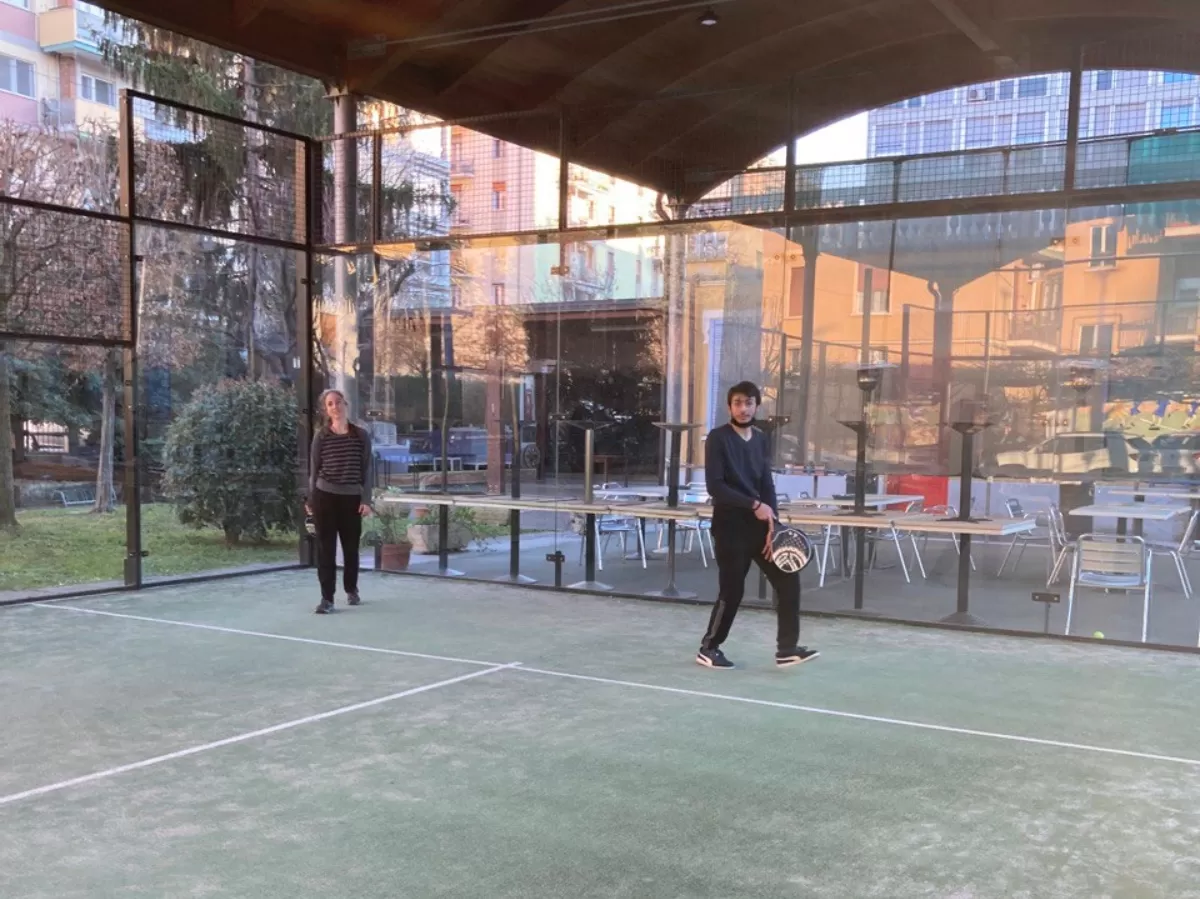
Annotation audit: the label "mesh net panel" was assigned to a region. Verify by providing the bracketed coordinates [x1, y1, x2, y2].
[0, 200, 129, 342]
[130, 95, 307, 246]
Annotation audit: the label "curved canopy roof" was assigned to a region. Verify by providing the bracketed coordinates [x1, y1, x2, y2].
[102, 0, 1200, 202]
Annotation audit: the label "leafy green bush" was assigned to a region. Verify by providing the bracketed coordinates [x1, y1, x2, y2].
[161, 378, 298, 545]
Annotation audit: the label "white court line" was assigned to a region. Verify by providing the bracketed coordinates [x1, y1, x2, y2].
[0, 663, 517, 808]
[35, 604, 502, 668]
[513, 666, 1200, 769]
[30, 605, 1200, 770]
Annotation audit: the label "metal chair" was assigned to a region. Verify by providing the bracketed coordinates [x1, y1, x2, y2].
[674, 490, 714, 567]
[587, 485, 647, 570]
[918, 504, 976, 572]
[996, 497, 1054, 577]
[1047, 505, 1075, 585]
[1066, 534, 1153, 642]
[1143, 507, 1197, 598]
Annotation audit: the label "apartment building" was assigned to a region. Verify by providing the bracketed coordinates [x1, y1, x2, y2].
[0, 0, 122, 129]
[867, 70, 1200, 158]
[445, 124, 664, 312]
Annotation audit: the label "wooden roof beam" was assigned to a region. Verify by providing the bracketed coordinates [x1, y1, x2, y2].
[926, 0, 1014, 66]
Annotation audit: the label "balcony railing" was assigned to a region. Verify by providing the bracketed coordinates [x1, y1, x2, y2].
[450, 158, 475, 176]
[1008, 308, 1064, 349]
[684, 125, 1200, 220]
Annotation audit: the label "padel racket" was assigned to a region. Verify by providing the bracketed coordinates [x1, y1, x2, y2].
[767, 519, 815, 574]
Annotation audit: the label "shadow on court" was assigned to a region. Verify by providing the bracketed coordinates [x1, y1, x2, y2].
[2, 571, 1199, 898]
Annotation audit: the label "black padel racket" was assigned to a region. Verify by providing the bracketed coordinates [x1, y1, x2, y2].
[768, 520, 815, 574]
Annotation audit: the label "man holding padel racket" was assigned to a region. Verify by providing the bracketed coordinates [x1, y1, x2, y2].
[696, 381, 819, 670]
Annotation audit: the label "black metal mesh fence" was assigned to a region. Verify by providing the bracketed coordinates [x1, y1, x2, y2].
[0, 201, 129, 342]
[129, 94, 307, 247]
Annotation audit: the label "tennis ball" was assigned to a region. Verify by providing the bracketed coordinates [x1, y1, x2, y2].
[1092, 631, 1105, 639]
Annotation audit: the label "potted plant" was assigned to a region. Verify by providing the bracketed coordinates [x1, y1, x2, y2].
[371, 506, 412, 571]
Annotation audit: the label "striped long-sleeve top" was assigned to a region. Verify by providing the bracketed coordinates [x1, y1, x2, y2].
[309, 425, 373, 503]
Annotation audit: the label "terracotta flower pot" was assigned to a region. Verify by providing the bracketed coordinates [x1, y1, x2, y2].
[380, 541, 412, 571]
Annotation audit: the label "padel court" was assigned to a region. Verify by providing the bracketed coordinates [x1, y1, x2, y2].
[3, 571, 1199, 898]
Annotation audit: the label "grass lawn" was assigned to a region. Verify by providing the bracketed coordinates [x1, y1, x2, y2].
[0, 503, 298, 592]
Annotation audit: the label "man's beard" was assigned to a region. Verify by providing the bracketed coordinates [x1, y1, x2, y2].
[731, 415, 754, 428]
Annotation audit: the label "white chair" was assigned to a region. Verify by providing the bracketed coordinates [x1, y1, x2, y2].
[1066, 534, 1153, 642]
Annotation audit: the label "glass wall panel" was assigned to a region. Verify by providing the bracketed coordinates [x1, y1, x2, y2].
[137, 226, 303, 580]
[0, 340, 125, 598]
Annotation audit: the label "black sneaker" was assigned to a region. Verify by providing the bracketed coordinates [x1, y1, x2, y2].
[346, 592, 361, 606]
[776, 646, 819, 667]
[696, 647, 735, 669]
[314, 600, 334, 614]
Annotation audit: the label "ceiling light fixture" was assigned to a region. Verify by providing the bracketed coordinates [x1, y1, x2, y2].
[698, 8, 719, 25]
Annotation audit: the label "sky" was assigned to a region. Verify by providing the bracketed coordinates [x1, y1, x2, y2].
[758, 111, 871, 166]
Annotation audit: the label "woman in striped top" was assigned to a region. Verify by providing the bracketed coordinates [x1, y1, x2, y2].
[305, 389, 373, 614]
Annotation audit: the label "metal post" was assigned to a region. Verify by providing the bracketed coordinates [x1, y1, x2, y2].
[497, 381, 535, 585]
[118, 91, 142, 588]
[783, 75, 798, 214]
[860, 268, 873, 366]
[569, 423, 611, 591]
[1064, 46, 1084, 193]
[647, 423, 699, 600]
[434, 504, 463, 578]
[558, 109, 570, 232]
[775, 332, 788, 467]
[941, 419, 989, 627]
[583, 425, 595, 505]
[852, 421, 868, 609]
[794, 231, 818, 461]
[298, 136, 320, 567]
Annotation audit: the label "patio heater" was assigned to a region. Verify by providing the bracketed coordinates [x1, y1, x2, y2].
[940, 397, 994, 628]
[838, 363, 894, 516]
[646, 421, 702, 600]
[1059, 358, 1107, 539]
[1063, 358, 1105, 431]
[838, 362, 894, 612]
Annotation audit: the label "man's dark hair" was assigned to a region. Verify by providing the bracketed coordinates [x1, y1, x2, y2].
[727, 381, 761, 407]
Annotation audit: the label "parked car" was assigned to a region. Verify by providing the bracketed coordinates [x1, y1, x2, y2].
[1146, 431, 1200, 477]
[991, 432, 1151, 477]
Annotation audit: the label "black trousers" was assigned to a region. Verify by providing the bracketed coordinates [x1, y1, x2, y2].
[312, 488, 362, 600]
[701, 508, 801, 654]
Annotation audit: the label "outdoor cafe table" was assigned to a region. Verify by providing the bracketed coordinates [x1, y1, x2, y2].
[1068, 501, 1191, 539]
[636, 502, 1035, 619]
[1107, 487, 1200, 537]
[1067, 503, 1190, 523]
[378, 493, 1034, 624]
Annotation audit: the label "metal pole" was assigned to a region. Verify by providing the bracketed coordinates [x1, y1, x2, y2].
[583, 424, 595, 505]
[794, 232, 818, 462]
[298, 137, 319, 567]
[570, 424, 611, 591]
[1064, 46, 1084, 193]
[119, 91, 142, 589]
